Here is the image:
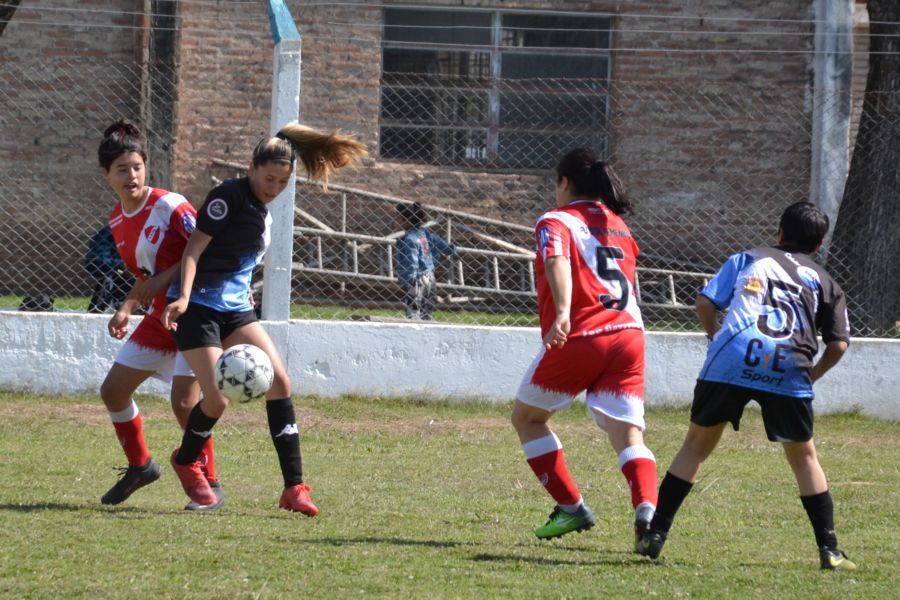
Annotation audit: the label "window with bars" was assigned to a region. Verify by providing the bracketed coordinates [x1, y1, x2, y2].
[379, 8, 611, 169]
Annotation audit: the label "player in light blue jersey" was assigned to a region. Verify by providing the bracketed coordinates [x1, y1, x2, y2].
[161, 123, 365, 514]
[637, 202, 856, 571]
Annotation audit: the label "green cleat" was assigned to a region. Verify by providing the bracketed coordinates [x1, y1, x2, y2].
[534, 504, 595, 540]
[820, 548, 857, 571]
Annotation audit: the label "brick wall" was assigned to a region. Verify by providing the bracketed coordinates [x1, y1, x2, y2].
[169, 1, 815, 266]
[0, 0, 143, 294]
[287, 1, 814, 265]
[0, 0, 819, 297]
[171, 1, 274, 204]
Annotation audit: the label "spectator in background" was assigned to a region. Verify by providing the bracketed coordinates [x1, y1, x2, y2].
[85, 224, 134, 314]
[395, 202, 456, 320]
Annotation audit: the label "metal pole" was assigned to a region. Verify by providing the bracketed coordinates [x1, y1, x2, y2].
[262, 0, 301, 322]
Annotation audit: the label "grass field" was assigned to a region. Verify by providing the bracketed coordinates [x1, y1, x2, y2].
[0, 393, 896, 598]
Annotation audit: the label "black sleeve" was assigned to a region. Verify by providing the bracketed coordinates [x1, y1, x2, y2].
[196, 183, 242, 238]
[817, 278, 851, 344]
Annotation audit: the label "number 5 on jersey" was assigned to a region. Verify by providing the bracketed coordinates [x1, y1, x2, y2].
[595, 246, 628, 311]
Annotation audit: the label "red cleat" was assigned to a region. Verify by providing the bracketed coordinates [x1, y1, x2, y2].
[170, 449, 218, 509]
[279, 483, 318, 517]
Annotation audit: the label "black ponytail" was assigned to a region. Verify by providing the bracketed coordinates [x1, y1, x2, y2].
[557, 148, 632, 215]
[98, 118, 146, 170]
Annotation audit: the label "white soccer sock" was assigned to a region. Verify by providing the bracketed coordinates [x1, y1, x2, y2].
[108, 400, 139, 423]
[617, 444, 655, 469]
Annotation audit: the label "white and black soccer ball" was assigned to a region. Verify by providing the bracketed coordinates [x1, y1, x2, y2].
[215, 344, 274, 402]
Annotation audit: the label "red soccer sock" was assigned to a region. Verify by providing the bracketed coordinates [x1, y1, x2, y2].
[618, 445, 658, 509]
[523, 433, 582, 507]
[199, 435, 218, 483]
[109, 401, 151, 467]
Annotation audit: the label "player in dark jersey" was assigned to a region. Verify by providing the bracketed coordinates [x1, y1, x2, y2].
[162, 123, 366, 514]
[96, 119, 221, 508]
[637, 202, 856, 571]
[512, 148, 658, 546]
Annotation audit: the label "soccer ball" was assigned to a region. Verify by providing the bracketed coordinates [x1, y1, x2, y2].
[215, 344, 274, 402]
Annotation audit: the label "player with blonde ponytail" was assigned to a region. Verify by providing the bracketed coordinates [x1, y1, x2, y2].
[264, 122, 366, 188]
[162, 123, 366, 513]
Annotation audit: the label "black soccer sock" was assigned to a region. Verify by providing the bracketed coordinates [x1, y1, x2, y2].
[175, 402, 219, 465]
[649, 471, 694, 534]
[801, 490, 838, 549]
[266, 398, 303, 488]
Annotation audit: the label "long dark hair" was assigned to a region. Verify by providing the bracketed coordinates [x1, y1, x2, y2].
[556, 148, 632, 215]
[98, 118, 146, 170]
[251, 122, 367, 189]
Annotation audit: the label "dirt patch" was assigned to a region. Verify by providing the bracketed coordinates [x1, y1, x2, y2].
[0, 400, 511, 436]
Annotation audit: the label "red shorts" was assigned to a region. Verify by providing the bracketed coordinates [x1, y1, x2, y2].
[516, 328, 646, 430]
[129, 315, 178, 353]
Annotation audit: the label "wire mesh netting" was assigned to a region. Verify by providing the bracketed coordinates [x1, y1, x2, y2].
[1, 2, 897, 337]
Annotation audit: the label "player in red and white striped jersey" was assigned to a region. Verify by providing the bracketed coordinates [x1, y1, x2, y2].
[96, 119, 221, 509]
[512, 148, 658, 545]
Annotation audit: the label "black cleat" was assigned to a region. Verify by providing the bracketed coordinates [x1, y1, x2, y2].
[101, 459, 161, 505]
[635, 530, 667, 559]
[633, 503, 655, 553]
[819, 548, 857, 571]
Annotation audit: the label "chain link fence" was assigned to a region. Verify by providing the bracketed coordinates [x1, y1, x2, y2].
[1, 16, 896, 337]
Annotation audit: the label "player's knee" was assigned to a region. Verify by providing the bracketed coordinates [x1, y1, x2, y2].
[171, 394, 194, 416]
[272, 370, 291, 396]
[205, 392, 229, 415]
[511, 403, 548, 434]
[783, 441, 818, 467]
[510, 403, 531, 431]
[99, 378, 123, 407]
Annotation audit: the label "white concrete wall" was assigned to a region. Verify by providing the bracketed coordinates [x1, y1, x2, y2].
[1, 311, 897, 420]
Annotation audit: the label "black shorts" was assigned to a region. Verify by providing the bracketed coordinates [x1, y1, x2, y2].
[171, 301, 257, 351]
[691, 380, 814, 443]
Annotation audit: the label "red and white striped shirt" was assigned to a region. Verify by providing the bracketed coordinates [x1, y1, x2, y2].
[534, 200, 643, 339]
[108, 187, 196, 320]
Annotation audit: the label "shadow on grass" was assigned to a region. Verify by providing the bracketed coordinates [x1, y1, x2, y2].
[306, 536, 468, 549]
[0, 502, 181, 518]
[471, 552, 662, 567]
[0, 502, 90, 513]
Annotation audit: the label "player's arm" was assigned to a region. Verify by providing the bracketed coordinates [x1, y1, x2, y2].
[695, 252, 747, 341]
[161, 231, 212, 330]
[695, 295, 719, 341]
[811, 340, 848, 383]
[107, 297, 142, 339]
[426, 230, 455, 260]
[127, 262, 181, 306]
[543, 255, 572, 350]
[812, 282, 851, 383]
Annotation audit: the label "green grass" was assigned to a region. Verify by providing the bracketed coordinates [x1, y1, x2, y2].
[0, 393, 896, 598]
[0, 295, 89, 312]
